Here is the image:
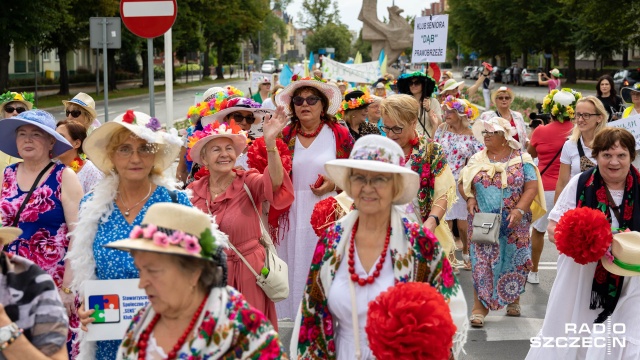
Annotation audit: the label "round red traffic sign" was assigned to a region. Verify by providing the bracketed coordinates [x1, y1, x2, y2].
[120, 0, 177, 39]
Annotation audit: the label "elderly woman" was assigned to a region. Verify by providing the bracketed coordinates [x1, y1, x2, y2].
[596, 75, 623, 121]
[526, 128, 640, 360]
[434, 96, 484, 270]
[367, 95, 384, 136]
[554, 96, 607, 201]
[69, 110, 187, 359]
[373, 81, 387, 98]
[274, 77, 354, 320]
[252, 77, 271, 104]
[527, 88, 579, 284]
[339, 90, 380, 141]
[621, 83, 640, 118]
[187, 108, 293, 327]
[396, 72, 441, 138]
[479, 86, 529, 151]
[0, 91, 34, 172]
[104, 203, 285, 359]
[0, 109, 83, 356]
[292, 135, 466, 359]
[379, 94, 457, 257]
[460, 117, 545, 327]
[62, 92, 100, 131]
[56, 119, 104, 193]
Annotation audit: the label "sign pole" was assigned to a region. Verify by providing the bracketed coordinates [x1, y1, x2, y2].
[148, 38, 155, 117]
[96, 49, 100, 97]
[164, 29, 173, 129]
[102, 18, 109, 122]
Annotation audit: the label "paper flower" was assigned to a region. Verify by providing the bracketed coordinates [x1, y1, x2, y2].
[554, 207, 613, 264]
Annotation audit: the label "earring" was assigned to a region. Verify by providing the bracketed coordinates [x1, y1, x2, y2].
[49, 150, 53, 159]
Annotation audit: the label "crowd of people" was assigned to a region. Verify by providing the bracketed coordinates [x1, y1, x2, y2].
[0, 65, 639, 360]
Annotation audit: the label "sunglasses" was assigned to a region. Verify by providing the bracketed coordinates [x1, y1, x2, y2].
[409, 80, 422, 86]
[293, 96, 321, 106]
[66, 109, 83, 118]
[4, 105, 26, 114]
[230, 112, 256, 124]
[481, 131, 501, 137]
[496, 96, 511, 101]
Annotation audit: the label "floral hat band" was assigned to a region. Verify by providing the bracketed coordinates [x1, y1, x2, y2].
[338, 90, 373, 119]
[351, 144, 406, 167]
[129, 224, 219, 259]
[442, 95, 478, 119]
[122, 110, 162, 131]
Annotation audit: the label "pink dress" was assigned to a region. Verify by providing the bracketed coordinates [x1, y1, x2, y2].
[188, 168, 294, 327]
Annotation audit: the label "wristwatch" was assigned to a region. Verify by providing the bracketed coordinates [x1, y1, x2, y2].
[0, 323, 21, 350]
[428, 214, 440, 227]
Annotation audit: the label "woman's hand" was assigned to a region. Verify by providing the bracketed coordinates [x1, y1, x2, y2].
[310, 176, 335, 197]
[466, 198, 479, 215]
[547, 221, 557, 244]
[262, 105, 288, 144]
[423, 217, 437, 234]
[506, 209, 523, 228]
[77, 302, 95, 332]
[422, 99, 431, 112]
[58, 289, 75, 316]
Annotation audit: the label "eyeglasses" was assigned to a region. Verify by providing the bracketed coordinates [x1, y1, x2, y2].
[481, 131, 501, 137]
[380, 125, 404, 134]
[496, 96, 511, 101]
[115, 144, 158, 158]
[66, 109, 83, 118]
[409, 80, 422, 86]
[575, 112, 599, 120]
[293, 96, 321, 106]
[349, 174, 392, 188]
[230, 112, 256, 124]
[4, 105, 26, 114]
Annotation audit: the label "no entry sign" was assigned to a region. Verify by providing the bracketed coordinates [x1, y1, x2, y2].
[120, 0, 177, 38]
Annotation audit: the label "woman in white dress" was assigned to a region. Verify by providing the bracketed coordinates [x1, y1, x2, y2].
[526, 127, 640, 360]
[291, 135, 466, 359]
[554, 96, 607, 201]
[275, 77, 354, 320]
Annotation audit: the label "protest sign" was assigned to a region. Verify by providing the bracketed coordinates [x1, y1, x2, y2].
[321, 57, 380, 83]
[412, 15, 449, 63]
[608, 115, 640, 149]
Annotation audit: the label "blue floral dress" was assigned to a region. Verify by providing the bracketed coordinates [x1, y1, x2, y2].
[89, 186, 191, 359]
[467, 151, 537, 310]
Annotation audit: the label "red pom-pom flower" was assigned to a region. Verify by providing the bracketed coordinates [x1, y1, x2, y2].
[554, 207, 613, 265]
[310, 197, 338, 237]
[366, 282, 456, 360]
[247, 137, 292, 174]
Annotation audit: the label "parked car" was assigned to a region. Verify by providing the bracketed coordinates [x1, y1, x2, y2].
[462, 66, 474, 79]
[261, 60, 276, 73]
[502, 68, 512, 84]
[470, 66, 481, 80]
[520, 68, 540, 86]
[613, 69, 640, 92]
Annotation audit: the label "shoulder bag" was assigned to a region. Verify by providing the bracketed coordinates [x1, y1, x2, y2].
[576, 138, 596, 172]
[226, 184, 289, 302]
[11, 162, 55, 227]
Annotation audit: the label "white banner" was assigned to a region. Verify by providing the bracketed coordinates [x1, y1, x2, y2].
[608, 115, 640, 149]
[321, 57, 381, 83]
[250, 72, 274, 90]
[412, 15, 449, 63]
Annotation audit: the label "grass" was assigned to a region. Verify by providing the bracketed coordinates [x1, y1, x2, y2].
[34, 77, 231, 109]
[562, 82, 597, 91]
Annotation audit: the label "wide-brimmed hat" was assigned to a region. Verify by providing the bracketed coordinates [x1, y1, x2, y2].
[325, 135, 419, 205]
[550, 68, 563, 78]
[396, 72, 436, 97]
[602, 231, 640, 277]
[491, 86, 515, 104]
[472, 117, 520, 149]
[441, 79, 465, 93]
[84, 110, 182, 173]
[0, 226, 22, 246]
[0, 91, 34, 111]
[202, 97, 274, 127]
[188, 86, 245, 124]
[276, 76, 343, 116]
[105, 202, 228, 263]
[442, 96, 479, 120]
[188, 120, 249, 165]
[621, 83, 640, 104]
[62, 92, 97, 119]
[542, 88, 581, 122]
[0, 110, 72, 158]
[202, 87, 225, 103]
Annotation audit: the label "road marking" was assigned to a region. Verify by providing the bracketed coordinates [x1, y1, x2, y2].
[483, 317, 544, 341]
[122, 1, 175, 17]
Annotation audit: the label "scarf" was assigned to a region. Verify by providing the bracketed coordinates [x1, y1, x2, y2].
[575, 166, 640, 323]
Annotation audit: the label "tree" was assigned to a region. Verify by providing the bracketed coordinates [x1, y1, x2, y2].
[299, 0, 340, 31]
[248, 12, 287, 61]
[352, 29, 372, 62]
[305, 22, 352, 62]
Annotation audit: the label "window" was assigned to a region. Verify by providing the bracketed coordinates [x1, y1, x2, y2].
[55, 51, 59, 62]
[43, 51, 50, 61]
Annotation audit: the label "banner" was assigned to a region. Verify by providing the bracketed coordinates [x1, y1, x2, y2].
[412, 15, 449, 63]
[250, 72, 273, 90]
[321, 57, 381, 83]
[608, 115, 640, 149]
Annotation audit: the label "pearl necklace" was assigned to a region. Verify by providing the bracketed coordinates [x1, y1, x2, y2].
[348, 219, 392, 286]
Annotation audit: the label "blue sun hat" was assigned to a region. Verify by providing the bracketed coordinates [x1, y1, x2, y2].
[0, 109, 72, 158]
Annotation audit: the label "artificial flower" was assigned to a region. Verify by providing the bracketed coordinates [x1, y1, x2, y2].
[122, 110, 136, 124]
[146, 117, 162, 131]
[554, 207, 613, 264]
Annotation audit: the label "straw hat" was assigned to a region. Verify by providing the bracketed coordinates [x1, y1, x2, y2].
[105, 202, 228, 262]
[276, 76, 343, 116]
[441, 79, 465, 93]
[188, 120, 249, 165]
[472, 117, 520, 149]
[0, 110, 72, 158]
[83, 110, 182, 173]
[602, 231, 640, 277]
[0, 91, 34, 111]
[324, 135, 419, 205]
[0, 227, 22, 246]
[62, 92, 97, 119]
[491, 86, 515, 104]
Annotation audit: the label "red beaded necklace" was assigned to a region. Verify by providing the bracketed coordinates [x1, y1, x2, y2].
[136, 294, 209, 360]
[348, 219, 392, 286]
[298, 123, 324, 138]
[404, 136, 419, 164]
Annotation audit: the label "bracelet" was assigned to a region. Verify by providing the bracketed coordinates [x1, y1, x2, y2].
[266, 146, 278, 153]
[514, 208, 525, 216]
[428, 214, 440, 227]
[0, 324, 23, 350]
[61, 287, 72, 294]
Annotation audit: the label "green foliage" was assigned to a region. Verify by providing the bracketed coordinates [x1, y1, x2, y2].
[352, 29, 372, 62]
[299, 0, 340, 31]
[248, 11, 287, 59]
[305, 22, 352, 62]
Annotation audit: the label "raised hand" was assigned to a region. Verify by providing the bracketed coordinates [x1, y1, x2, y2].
[262, 105, 288, 144]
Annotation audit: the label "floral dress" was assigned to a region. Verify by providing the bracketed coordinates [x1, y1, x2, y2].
[467, 150, 537, 310]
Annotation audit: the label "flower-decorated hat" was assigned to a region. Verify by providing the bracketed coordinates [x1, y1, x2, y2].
[542, 88, 582, 122]
[62, 92, 97, 119]
[442, 95, 479, 120]
[0, 110, 72, 158]
[84, 110, 182, 173]
[188, 120, 249, 165]
[471, 117, 520, 149]
[0, 91, 34, 111]
[337, 90, 373, 120]
[187, 86, 244, 124]
[105, 202, 228, 264]
[203, 97, 274, 127]
[324, 135, 419, 205]
[621, 83, 640, 104]
[396, 71, 437, 97]
[275, 75, 343, 116]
